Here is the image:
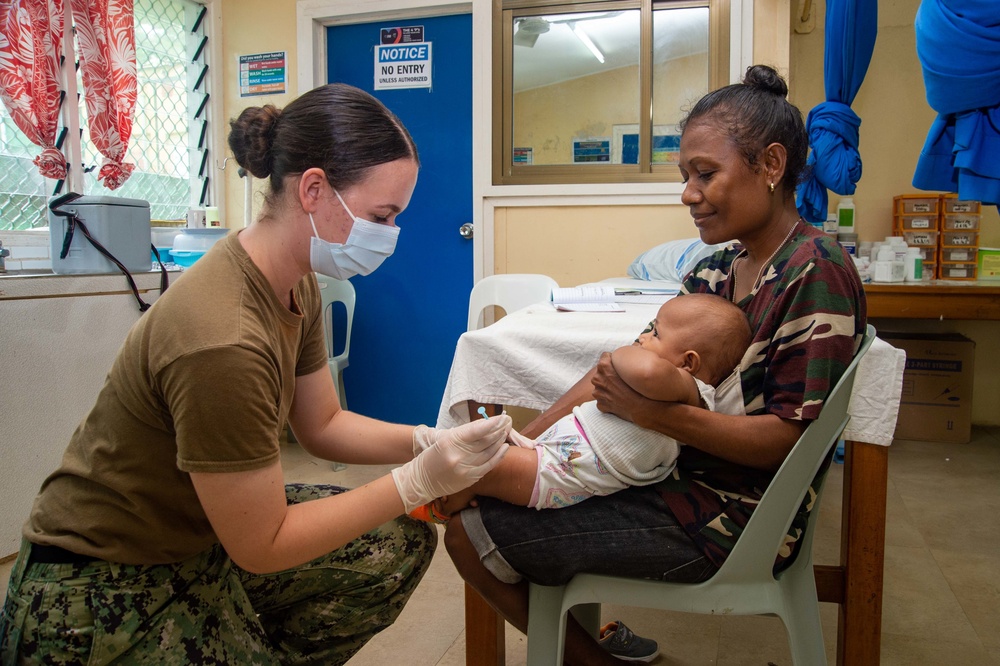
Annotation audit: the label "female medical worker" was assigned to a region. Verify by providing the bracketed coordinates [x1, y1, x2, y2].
[1, 83, 511, 665]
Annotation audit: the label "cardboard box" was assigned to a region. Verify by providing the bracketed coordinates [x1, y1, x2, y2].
[882, 333, 975, 443]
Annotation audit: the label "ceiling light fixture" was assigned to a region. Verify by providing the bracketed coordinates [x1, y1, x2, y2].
[571, 23, 605, 63]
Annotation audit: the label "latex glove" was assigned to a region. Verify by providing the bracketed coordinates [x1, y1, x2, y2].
[392, 414, 512, 513]
[412, 410, 510, 456]
[413, 407, 507, 456]
[411, 424, 440, 456]
[507, 428, 538, 449]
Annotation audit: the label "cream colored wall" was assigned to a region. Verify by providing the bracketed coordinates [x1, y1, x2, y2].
[219, 0, 299, 228]
[494, 205, 697, 286]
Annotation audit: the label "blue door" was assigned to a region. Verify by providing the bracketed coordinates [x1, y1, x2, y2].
[327, 14, 472, 426]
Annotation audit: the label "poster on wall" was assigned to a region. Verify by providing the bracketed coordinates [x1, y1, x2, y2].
[513, 147, 533, 165]
[238, 51, 287, 97]
[573, 138, 611, 163]
[612, 124, 681, 165]
[375, 26, 432, 90]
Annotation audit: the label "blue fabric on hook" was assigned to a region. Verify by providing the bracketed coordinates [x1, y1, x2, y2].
[796, 0, 878, 224]
[912, 0, 1000, 205]
[796, 101, 863, 223]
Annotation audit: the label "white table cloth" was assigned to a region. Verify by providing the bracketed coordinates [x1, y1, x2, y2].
[436, 301, 905, 446]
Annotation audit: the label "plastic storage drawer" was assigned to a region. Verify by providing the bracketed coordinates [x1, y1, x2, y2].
[898, 216, 938, 231]
[940, 247, 976, 263]
[941, 231, 979, 247]
[942, 198, 981, 214]
[896, 197, 938, 214]
[903, 230, 939, 247]
[939, 263, 977, 280]
[942, 214, 980, 231]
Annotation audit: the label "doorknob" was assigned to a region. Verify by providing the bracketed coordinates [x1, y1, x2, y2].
[459, 223, 474, 239]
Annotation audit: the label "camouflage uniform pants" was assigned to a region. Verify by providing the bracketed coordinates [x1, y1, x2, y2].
[0, 484, 436, 665]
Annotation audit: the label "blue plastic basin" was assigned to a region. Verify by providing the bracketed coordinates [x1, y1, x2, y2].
[170, 250, 206, 267]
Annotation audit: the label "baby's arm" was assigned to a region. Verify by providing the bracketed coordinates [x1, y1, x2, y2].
[610, 345, 702, 406]
[436, 444, 540, 515]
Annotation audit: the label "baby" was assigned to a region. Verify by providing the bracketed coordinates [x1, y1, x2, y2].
[416, 293, 752, 520]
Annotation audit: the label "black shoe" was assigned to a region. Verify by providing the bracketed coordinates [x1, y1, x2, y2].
[597, 621, 659, 662]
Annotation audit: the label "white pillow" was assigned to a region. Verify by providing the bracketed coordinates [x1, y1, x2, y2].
[627, 238, 728, 282]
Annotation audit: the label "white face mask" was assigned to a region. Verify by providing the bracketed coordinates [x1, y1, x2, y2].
[309, 190, 400, 280]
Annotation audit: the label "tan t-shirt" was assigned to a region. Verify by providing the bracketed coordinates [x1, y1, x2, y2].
[24, 231, 329, 564]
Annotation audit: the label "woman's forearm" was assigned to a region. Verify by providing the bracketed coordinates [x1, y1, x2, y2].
[300, 409, 415, 464]
[195, 465, 406, 574]
[520, 366, 597, 438]
[592, 351, 804, 470]
[631, 401, 805, 471]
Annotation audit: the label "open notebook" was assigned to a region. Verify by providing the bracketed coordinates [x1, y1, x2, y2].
[551, 285, 678, 312]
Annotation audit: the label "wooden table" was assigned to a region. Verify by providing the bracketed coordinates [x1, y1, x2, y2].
[461, 282, 1000, 666]
[865, 281, 1000, 319]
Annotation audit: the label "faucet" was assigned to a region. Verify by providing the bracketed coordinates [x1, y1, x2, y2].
[0, 240, 9, 273]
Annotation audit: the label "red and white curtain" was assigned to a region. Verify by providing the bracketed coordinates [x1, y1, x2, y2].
[0, 0, 136, 190]
[0, 0, 67, 181]
[71, 0, 136, 190]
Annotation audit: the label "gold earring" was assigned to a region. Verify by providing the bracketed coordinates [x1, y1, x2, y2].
[768, 182, 775, 194]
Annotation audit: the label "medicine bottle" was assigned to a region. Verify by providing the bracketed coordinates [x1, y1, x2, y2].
[837, 232, 858, 255]
[837, 197, 855, 231]
[905, 247, 924, 282]
[824, 213, 839, 236]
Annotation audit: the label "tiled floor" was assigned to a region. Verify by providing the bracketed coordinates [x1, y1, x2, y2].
[3, 426, 998, 665]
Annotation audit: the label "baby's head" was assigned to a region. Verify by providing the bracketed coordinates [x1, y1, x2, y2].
[638, 294, 752, 386]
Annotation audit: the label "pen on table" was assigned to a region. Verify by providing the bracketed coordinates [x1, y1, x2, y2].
[614, 289, 679, 295]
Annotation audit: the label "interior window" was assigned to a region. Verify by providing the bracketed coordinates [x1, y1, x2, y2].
[495, 0, 727, 185]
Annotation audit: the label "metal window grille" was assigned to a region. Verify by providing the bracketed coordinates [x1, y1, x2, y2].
[0, 0, 212, 230]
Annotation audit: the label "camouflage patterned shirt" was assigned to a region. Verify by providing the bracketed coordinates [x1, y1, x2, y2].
[658, 220, 867, 569]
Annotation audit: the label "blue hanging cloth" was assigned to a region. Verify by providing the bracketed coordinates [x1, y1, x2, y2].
[912, 0, 1000, 206]
[796, 0, 878, 224]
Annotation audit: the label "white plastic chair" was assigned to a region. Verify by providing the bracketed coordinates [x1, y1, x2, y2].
[465, 273, 559, 418]
[467, 273, 559, 331]
[315, 273, 356, 410]
[526, 325, 878, 666]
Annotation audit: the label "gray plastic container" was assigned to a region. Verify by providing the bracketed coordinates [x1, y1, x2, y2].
[49, 196, 152, 275]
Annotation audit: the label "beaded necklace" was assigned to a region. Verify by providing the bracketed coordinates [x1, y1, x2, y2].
[731, 218, 802, 301]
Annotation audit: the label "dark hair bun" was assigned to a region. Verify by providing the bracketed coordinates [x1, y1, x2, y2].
[743, 64, 788, 98]
[227, 105, 282, 179]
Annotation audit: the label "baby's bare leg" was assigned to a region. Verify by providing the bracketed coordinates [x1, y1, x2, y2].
[439, 445, 539, 515]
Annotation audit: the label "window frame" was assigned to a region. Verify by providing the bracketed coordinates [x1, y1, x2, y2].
[493, 0, 730, 186]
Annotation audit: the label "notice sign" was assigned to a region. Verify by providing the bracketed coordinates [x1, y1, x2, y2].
[375, 42, 432, 90]
[239, 51, 286, 97]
